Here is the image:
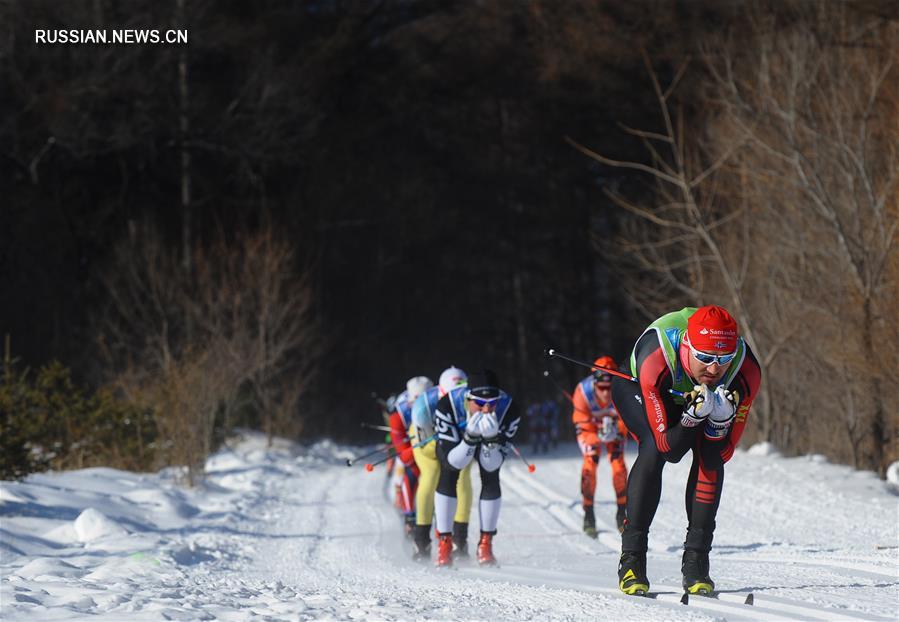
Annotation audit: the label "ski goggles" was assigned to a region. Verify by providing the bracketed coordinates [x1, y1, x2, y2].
[466, 392, 500, 408]
[685, 338, 737, 366]
[592, 371, 613, 385]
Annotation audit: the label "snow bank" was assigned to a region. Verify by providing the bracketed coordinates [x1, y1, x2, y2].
[745, 441, 780, 456]
[73, 508, 129, 542]
[887, 460, 899, 491]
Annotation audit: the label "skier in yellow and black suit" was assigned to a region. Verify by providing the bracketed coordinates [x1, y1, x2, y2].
[409, 366, 473, 562]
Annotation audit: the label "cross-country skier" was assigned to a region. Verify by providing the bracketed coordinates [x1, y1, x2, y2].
[526, 402, 547, 454]
[613, 306, 762, 596]
[433, 369, 521, 567]
[409, 366, 472, 562]
[544, 398, 560, 448]
[371, 393, 399, 493]
[388, 375, 433, 537]
[571, 355, 629, 537]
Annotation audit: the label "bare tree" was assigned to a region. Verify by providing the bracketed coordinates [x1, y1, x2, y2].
[567, 50, 772, 432]
[701, 4, 898, 474]
[571, 4, 898, 474]
[98, 222, 320, 483]
[190, 226, 321, 446]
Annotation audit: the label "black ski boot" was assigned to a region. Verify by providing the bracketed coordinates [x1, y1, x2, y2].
[412, 524, 431, 562]
[583, 507, 597, 539]
[618, 550, 649, 595]
[682, 549, 715, 594]
[403, 514, 415, 539]
[452, 521, 469, 559]
[683, 525, 715, 594]
[615, 504, 627, 534]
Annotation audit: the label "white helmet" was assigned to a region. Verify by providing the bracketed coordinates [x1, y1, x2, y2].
[438, 366, 468, 396]
[405, 376, 433, 402]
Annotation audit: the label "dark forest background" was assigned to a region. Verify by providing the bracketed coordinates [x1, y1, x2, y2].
[2, 0, 897, 482]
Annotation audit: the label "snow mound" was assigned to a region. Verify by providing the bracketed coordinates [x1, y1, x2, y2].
[73, 508, 128, 542]
[0, 486, 31, 504]
[123, 488, 199, 521]
[42, 521, 79, 543]
[746, 441, 780, 456]
[887, 461, 899, 489]
[16, 557, 84, 580]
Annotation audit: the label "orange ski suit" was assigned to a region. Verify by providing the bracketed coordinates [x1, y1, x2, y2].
[572, 375, 628, 509]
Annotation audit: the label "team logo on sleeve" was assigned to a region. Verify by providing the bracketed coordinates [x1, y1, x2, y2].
[504, 417, 520, 439]
[435, 408, 459, 442]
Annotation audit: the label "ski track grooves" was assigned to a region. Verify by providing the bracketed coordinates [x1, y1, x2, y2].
[497, 462, 892, 622]
[501, 468, 597, 558]
[300, 469, 337, 566]
[465, 565, 790, 621]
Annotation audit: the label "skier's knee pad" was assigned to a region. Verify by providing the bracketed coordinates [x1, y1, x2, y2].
[479, 467, 502, 500]
[436, 466, 461, 497]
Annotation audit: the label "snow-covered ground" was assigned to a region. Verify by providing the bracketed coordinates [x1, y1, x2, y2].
[1, 432, 897, 621]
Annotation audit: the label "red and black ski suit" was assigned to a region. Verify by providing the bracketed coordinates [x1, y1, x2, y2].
[612, 332, 761, 554]
[388, 398, 419, 517]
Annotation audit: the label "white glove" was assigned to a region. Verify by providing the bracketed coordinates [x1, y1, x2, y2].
[478, 412, 500, 441]
[463, 412, 483, 444]
[598, 415, 618, 443]
[681, 385, 715, 427]
[705, 386, 739, 440]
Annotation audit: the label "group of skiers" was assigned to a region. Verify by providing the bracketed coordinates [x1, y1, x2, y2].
[366, 305, 762, 597]
[379, 367, 520, 567]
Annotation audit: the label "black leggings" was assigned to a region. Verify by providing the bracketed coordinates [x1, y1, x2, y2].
[436, 443, 502, 500]
[612, 377, 726, 553]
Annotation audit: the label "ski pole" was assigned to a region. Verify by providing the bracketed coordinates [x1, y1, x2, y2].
[364, 450, 399, 471]
[370, 391, 387, 407]
[363, 419, 471, 472]
[361, 422, 392, 433]
[509, 442, 536, 473]
[545, 348, 685, 398]
[346, 443, 392, 467]
[370, 392, 395, 417]
[363, 432, 437, 472]
[542, 369, 574, 403]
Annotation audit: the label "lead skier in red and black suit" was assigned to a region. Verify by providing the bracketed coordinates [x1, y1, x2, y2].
[612, 305, 762, 595]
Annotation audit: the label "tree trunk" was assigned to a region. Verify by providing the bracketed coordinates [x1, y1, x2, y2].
[863, 297, 886, 476]
[177, 0, 191, 275]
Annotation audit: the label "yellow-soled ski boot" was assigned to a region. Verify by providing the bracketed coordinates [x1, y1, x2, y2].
[682, 549, 715, 595]
[618, 551, 649, 595]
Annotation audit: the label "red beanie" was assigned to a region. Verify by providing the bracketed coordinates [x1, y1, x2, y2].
[687, 306, 738, 352]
